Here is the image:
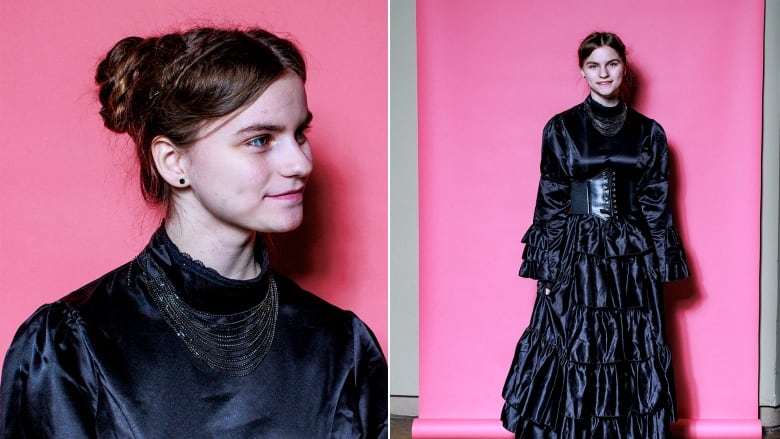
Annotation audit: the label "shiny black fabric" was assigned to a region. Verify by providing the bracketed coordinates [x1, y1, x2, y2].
[1, 227, 388, 438]
[501, 97, 688, 438]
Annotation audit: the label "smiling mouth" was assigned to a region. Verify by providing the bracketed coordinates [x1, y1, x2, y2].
[267, 188, 305, 201]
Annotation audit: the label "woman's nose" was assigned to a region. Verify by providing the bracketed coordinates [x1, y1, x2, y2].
[279, 139, 313, 178]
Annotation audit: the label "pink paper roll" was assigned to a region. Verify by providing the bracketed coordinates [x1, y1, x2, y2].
[671, 419, 762, 439]
[411, 419, 762, 439]
[417, 0, 764, 432]
[412, 419, 513, 439]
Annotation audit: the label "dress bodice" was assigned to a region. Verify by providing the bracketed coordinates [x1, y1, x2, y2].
[1, 227, 388, 438]
[572, 96, 641, 179]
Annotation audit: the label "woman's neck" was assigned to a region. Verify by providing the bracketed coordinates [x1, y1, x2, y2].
[163, 215, 261, 280]
[590, 91, 620, 107]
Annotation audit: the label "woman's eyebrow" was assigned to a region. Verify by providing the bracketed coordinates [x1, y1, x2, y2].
[234, 112, 313, 136]
[586, 58, 620, 65]
[235, 123, 283, 135]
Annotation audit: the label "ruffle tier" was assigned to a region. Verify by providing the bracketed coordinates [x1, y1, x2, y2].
[565, 252, 652, 309]
[501, 323, 675, 420]
[505, 215, 678, 438]
[565, 306, 666, 364]
[502, 402, 673, 439]
[519, 215, 688, 285]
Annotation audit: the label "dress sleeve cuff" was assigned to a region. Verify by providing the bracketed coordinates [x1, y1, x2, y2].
[518, 224, 555, 281]
[658, 227, 689, 282]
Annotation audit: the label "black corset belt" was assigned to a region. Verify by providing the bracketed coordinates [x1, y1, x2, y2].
[569, 168, 639, 221]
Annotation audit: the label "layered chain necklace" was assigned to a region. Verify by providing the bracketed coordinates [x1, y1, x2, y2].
[583, 98, 627, 137]
[141, 253, 278, 377]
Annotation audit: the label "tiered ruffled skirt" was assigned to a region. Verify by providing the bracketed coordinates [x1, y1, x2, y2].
[502, 214, 684, 438]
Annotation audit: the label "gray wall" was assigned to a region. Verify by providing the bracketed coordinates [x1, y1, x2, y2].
[760, 0, 780, 422]
[389, 0, 419, 415]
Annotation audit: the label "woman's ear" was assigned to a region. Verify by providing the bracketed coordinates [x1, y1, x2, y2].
[151, 136, 188, 187]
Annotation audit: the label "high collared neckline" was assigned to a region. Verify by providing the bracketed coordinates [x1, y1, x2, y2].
[144, 225, 271, 314]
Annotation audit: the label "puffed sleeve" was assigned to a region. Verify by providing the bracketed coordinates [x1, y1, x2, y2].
[519, 117, 571, 285]
[1, 303, 98, 438]
[332, 314, 388, 439]
[637, 123, 689, 282]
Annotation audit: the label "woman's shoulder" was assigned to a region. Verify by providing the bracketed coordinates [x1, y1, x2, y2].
[273, 272, 355, 321]
[49, 260, 140, 329]
[2, 300, 90, 390]
[545, 101, 581, 126]
[558, 100, 585, 117]
[272, 272, 381, 343]
[6, 260, 135, 353]
[0, 266, 137, 435]
[627, 107, 665, 132]
[543, 100, 589, 136]
[7, 301, 78, 348]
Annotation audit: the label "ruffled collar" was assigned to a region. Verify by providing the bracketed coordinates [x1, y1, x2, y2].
[143, 225, 271, 314]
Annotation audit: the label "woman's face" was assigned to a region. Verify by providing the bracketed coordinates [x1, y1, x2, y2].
[581, 45, 624, 106]
[177, 73, 313, 235]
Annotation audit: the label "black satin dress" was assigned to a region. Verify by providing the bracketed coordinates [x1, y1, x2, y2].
[1, 227, 388, 438]
[501, 97, 688, 438]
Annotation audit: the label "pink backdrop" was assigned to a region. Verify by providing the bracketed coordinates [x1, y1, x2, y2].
[416, 1, 763, 438]
[0, 1, 387, 362]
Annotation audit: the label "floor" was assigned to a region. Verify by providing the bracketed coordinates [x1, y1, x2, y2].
[390, 416, 780, 439]
[390, 415, 413, 439]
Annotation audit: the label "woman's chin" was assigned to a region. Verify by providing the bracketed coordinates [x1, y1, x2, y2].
[261, 215, 304, 234]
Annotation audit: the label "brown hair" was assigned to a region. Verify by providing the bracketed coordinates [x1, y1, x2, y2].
[95, 27, 306, 204]
[577, 31, 634, 102]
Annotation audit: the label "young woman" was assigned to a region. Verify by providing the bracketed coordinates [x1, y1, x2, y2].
[501, 32, 688, 438]
[1, 27, 387, 438]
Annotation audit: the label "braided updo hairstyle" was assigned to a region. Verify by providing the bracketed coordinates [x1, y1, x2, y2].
[95, 27, 306, 204]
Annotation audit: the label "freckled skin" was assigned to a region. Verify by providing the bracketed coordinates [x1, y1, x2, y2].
[176, 73, 313, 237]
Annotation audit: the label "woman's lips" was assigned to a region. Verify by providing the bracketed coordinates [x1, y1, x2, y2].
[267, 188, 304, 201]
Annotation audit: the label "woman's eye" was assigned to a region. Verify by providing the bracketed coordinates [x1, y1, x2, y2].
[248, 135, 270, 147]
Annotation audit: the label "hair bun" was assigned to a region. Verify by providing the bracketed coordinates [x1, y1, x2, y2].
[94, 27, 306, 204]
[96, 36, 151, 134]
